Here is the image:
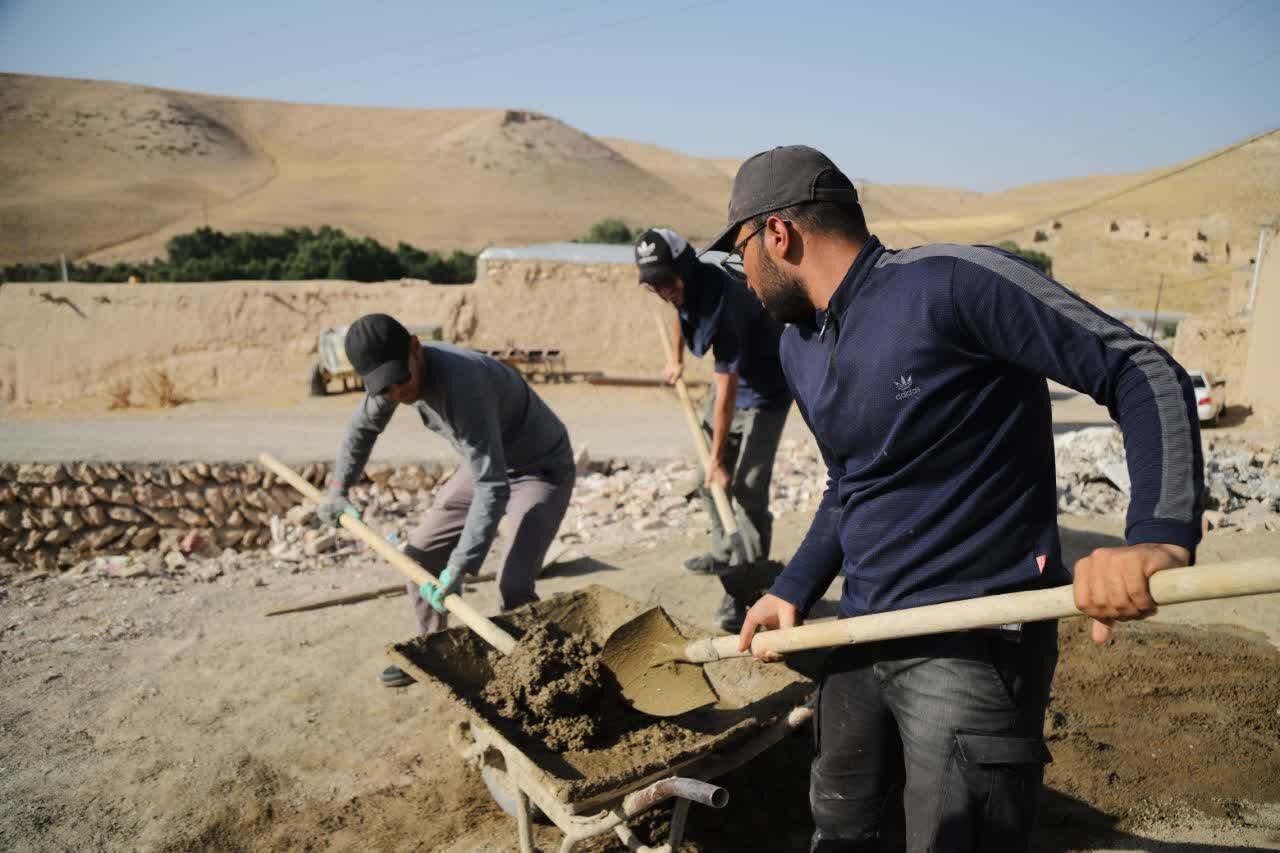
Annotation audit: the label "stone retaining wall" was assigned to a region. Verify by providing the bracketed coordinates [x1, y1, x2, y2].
[0, 461, 447, 572]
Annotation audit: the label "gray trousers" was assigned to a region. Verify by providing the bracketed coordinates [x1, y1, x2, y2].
[810, 621, 1058, 852]
[401, 462, 575, 637]
[699, 396, 790, 567]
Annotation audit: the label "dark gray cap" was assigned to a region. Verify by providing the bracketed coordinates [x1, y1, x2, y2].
[702, 145, 858, 255]
[345, 313, 411, 396]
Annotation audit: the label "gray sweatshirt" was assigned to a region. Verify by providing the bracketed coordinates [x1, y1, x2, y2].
[332, 342, 573, 576]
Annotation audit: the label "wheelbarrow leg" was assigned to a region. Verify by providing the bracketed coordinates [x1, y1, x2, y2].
[512, 780, 535, 853]
[609, 798, 690, 852]
[666, 798, 691, 849]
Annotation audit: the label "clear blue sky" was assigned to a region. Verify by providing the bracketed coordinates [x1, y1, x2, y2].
[2, 0, 1277, 191]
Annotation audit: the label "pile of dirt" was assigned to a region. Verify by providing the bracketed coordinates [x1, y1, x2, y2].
[581, 618, 1280, 851]
[154, 752, 499, 853]
[482, 622, 611, 750]
[1045, 618, 1280, 825]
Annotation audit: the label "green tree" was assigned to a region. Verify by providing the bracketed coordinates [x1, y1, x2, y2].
[994, 241, 1053, 276]
[583, 218, 634, 244]
[3, 226, 478, 284]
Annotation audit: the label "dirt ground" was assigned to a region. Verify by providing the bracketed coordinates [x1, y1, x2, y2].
[3, 510, 1278, 852]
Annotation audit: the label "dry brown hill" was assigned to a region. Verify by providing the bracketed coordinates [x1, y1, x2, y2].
[4, 73, 1277, 313]
[0, 73, 275, 264]
[600, 137, 737, 215]
[0, 73, 723, 263]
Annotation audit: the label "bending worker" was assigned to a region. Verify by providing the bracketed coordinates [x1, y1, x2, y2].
[634, 226, 793, 632]
[319, 313, 576, 687]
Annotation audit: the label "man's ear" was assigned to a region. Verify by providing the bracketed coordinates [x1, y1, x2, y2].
[767, 215, 794, 259]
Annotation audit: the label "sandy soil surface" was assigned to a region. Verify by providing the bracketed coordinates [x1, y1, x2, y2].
[3, 510, 1278, 852]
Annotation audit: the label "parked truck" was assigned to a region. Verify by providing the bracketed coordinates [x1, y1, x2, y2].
[309, 323, 443, 396]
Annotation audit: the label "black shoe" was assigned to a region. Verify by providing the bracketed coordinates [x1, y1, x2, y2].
[379, 665, 414, 688]
[715, 594, 747, 634]
[718, 609, 746, 634]
[683, 553, 718, 575]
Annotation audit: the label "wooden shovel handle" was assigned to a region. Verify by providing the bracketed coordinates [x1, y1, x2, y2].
[259, 453, 517, 655]
[684, 557, 1280, 663]
[652, 311, 740, 539]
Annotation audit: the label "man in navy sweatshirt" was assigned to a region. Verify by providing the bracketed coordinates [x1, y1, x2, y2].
[634, 227, 793, 631]
[702, 146, 1203, 851]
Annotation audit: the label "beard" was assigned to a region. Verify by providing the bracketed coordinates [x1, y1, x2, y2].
[753, 249, 814, 326]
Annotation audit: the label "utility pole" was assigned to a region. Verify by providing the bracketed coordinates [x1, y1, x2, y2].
[1246, 223, 1274, 315]
[59, 254, 68, 283]
[1151, 275, 1164, 341]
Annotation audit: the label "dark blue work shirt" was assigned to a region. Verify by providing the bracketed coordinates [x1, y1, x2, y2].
[678, 261, 792, 411]
[771, 236, 1203, 618]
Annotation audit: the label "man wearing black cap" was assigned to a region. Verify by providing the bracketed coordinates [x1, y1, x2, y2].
[319, 313, 575, 687]
[713, 147, 1203, 849]
[634, 226, 792, 632]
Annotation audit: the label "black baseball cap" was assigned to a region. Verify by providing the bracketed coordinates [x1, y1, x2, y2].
[634, 227, 692, 284]
[701, 145, 859, 255]
[344, 313, 411, 396]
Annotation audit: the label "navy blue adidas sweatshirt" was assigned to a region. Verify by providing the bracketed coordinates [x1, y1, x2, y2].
[770, 236, 1204, 618]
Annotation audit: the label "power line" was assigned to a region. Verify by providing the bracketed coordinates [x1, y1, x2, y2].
[309, 0, 729, 104]
[1086, 267, 1235, 295]
[989, 0, 1263, 165]
[860, 183, 936, 244]
[868, 7, 1275, 250]
[980, 42, 1280, 244]
[982, 125, 1277, 244]
[226, 0, 612, 100]
[105, 0, 392, 84]
[1068, 0, 1258, 112]
[1050, 43, 1280, 181]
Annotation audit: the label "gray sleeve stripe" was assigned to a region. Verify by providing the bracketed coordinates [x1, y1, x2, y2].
[876, 244, 1196, 522]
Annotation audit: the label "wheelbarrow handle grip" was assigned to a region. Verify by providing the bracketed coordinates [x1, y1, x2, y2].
[259, 453, 517, 655]
[686, 558, 1280, 663]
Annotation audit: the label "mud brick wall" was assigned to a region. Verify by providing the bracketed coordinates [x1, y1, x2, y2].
[0, 461, 445, 572]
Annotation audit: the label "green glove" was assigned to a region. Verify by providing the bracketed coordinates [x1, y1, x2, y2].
[421, 567, 463, 613]
[318, 488, 360, 527]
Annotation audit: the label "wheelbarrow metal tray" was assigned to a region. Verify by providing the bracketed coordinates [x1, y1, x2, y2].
[388, 584, 813, 812]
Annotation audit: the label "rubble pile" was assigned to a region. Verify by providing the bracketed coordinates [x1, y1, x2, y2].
[9, 426, 1268, 581]
[1201, 435, 1280, 532]
[1055, 427, 1280, 532]
[266, 441, 827, 563]
[1054, 428, 1131, 516]
[557, 439, 823, 553]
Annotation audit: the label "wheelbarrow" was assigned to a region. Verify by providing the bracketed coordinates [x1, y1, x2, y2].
[388, 585, 815, 852]
[259, 456, 815, 850]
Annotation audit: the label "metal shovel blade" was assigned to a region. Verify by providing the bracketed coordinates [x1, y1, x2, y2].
[601, 607, 719, 717]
